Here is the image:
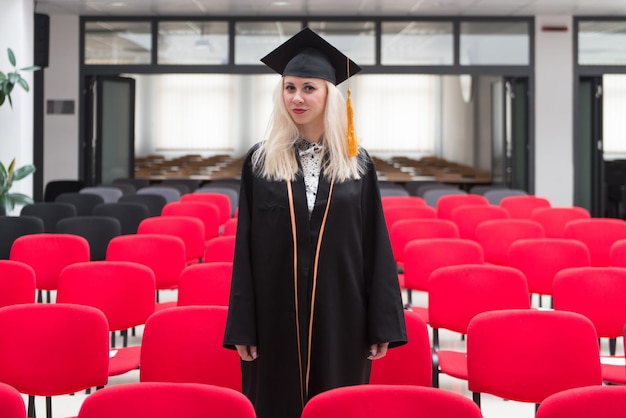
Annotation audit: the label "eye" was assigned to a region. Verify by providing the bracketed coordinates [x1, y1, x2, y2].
[304, 85, 316, 92]
[285, 85, 296, 92]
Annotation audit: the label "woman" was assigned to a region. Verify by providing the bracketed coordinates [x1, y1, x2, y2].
[224, 27, 407, 418]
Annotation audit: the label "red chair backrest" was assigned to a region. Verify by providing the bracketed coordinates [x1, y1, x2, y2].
[436, 194, 488, 220]
[564, 218, 626, 267]
[531, 206, 590, 238]
[57, 261, 156, 332]
[508, 238, 591, 295]
[0, 382, 26, 418]
[450, 204, 510, 241]
[536, 385, 626, 418]
[383, 205, 436, 234]
[137, 217, 205, 264]
[177, 262, 233, 307]
[381, 196, 427, 211]
[161, 201, 220, 240]
[610, 238, 626, 267]
[403, 238, 484, 292]
[181, 193, 231, 225]
[389, 219, 459, 264]
[204, 236, 236, 263]
[10, 233, 90, 291]
[369, 310, 432, 386]
[76, 382, 256, 418]
[140, 305, 241, 391]
[475, 219, 545, 265]
[106, 234, 186, 290]
[0, 260, 36, 307]
[500, 195, 551, 219]
[222, 218, 238, 236]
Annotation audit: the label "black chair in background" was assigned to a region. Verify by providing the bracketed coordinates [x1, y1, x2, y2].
[92, 202, 150, 235]
[158, 179, 201, 193]
[113, 177, 151, 191]
[55, 192, 105, 216]
[101, 183, 136, 195]
[20, 202, 77, 233]
[119, 193, 167, 217]
[0, 205, 5, 216]
[56, 216, 122, 261]
[0, 216, 44, 259]
[43, 180, 85, 202]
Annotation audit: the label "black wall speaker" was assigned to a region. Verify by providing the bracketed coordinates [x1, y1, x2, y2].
[34, 13, 50, 68]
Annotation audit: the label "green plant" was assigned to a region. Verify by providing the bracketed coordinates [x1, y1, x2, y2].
[0, 48, 40, 108]
[0, 158, 36, 213]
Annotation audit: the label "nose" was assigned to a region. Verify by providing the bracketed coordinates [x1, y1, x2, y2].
[292, 90, 304, 104]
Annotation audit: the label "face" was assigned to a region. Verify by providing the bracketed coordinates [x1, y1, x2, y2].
[282, 76, 328, 129]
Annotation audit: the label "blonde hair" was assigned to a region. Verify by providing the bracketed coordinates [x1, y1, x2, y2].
[252, 78, 365, 182]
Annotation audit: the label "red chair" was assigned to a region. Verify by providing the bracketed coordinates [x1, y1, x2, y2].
[0, 260, 36, 307]
[222, 218, 238, 236]
[161, 201, 221, 241]
[474, 219, 545, 265]
[204, 235, 236, 263]
[531, 206, 591, 238]
[436, 193, 488, 220]
[137, 216, 205, 264]
[181, 192, 231, 226]
[369, 310, 431, 386]
[610, 238, 626, 267]
[383, 205, 436, 233]
[301, 384, 483, 418]
[140, 305, 241, 391]
[389, 218, 459, 271]
[499, 195, 551, 219]
[10, 233, 90, 303]
[553, 267, 626, 358]
[0, 303, 110, 418]
[428, 264, 530, 388]
[106, 234, 187, 310]
[402, 238, 484, 316]
[57, 261, 156, 377]
[449, 204, 510, 241]
[508, 238, 591, 308]
[536, 385, 626, 418]
[381, 196, 427, 211]
[467, 309, 602, 409]
[177, 262, 233, 307]
[0, 382, 26, 418]
[76, 382, 256, 418]
[564, 218, 626, 267]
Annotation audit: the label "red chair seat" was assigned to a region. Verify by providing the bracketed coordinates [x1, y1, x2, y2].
[108, 346, 142, 377]
[437, 350, 468, 380]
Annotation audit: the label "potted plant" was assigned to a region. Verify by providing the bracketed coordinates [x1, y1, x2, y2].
[0, 48, 40, 214]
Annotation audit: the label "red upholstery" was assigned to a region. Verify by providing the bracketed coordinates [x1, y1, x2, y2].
[204, 235, 236, 263]
[57, 261, 156, 377]
[301, 384, 482, 418]
[9, 233, 89, 294]
[382, 205, 436, 233]
[161, 201, 221, 241]
[436, 193, 488, 220]
[564, 218, 626, 267]
[508, 238, 590, 300]
[106, 234, 186, 292]
[0, 382, 26, 418]
[140, 305, 241, 391]
[0, 303, 109, 418]
[536, 385, 626, 418]
[610, 238, 626, 267]
[137, 216, 205, 264]
[0, 260, 36, 307]
[76, 382, 255, 418]
[177, 262, 233, 307]
[531, 206, 590, 238]
[389, 219, 459, 267]
[467, 309, 602, 406]
[381, 196, 427, 211]
[369, 310, 431, 386]
[449, 204, 510, 241]
[222, 218, 238, 235]
[499, 195, 551, 219]
[181, 192, 231, 225]
[428, 264, 530, 387]
[474, 219, 545, 265]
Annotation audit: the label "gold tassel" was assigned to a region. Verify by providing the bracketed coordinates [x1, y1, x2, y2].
[346, 88, 358, 157]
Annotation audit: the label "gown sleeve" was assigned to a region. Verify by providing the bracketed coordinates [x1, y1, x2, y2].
[223, 145, 259, 349]
[360, 149, 407, 349]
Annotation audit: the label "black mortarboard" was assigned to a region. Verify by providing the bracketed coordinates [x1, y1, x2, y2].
[260, 27, 361, 86]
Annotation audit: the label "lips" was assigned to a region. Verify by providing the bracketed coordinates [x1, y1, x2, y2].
[292, 109, 306, 114]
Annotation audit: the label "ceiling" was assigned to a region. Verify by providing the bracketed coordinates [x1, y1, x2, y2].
[34, 0, 626, 17]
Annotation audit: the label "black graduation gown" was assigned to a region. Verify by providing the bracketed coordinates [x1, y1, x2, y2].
[223, 144, 407, 418]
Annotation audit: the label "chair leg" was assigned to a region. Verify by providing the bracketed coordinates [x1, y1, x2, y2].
[610, 337, 617, 355]
[27, 395, 36, 418]
[46, 396, 52, 418]
[472, 392, 481, 408]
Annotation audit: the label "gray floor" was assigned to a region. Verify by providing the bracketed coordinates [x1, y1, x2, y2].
[26, 291, 614, 418]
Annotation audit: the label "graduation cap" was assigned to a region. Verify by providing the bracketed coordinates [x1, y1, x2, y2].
[261, 27, 361, 156]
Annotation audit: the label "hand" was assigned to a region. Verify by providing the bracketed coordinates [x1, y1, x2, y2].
[368, 342, 389, 360]
[235, 345, 258, 361]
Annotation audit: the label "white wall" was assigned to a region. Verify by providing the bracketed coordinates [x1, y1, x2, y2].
[43, 14, 80, 186]
[0, 0, 35, 212]
[440, 75, 474, 166]
[534, 15, 574, 205]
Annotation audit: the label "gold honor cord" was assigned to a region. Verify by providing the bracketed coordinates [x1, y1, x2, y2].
[286, 179, 305, 408]
[287, 176, 335, 404]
